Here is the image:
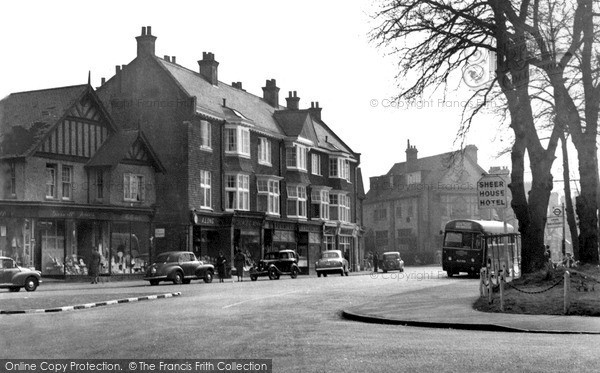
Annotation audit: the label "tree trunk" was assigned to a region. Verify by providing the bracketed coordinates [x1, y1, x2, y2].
[560, 133, 579, 260]
[575, 136, 599, 264]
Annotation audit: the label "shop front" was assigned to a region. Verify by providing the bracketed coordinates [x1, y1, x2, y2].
[190, 211, 228, 266]
[298, 221, 323, 274]
[0, 203, 153, 278]
[233, 212, 264, 267]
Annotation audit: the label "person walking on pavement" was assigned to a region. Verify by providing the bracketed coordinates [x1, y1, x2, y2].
[234, 249, 246, 282]
[373, 251, 379, 273]
[216, 251, 228, 283]
[89, 247, 102, 284]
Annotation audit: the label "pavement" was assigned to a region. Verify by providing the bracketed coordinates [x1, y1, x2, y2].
[342, 277, 600, 335]
[2, 272, 600, 334]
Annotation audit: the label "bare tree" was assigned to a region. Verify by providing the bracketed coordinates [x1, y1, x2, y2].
[371, 0, 599, 272]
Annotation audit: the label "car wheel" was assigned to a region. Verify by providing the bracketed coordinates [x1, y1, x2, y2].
[291, 267, 299, 279]
[400, 267, 404, 273]
[250, 275, 257, 281]
[149, 280, 159, 286]
[323, 273, 327, 277]
[383, 270, 387, 273]
[24, 277, 38, 292]
[9, 287, 20, 292]
[204, 271, 213, 283]
[172, 272, 184, 285]
[317, 272, 321, 278]
[268, 267, 278, 280]
[447, 271, 454, 277]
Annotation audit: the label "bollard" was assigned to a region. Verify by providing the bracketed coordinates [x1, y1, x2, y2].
[499, 270, 504, 312]
[564, 271, 570, 315]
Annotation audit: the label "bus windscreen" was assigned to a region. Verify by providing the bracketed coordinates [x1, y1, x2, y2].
[444, 232, 477, 249]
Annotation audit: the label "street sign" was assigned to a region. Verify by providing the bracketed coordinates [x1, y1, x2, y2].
[477, 175, 508, 209]
[547, 216, 563, 228]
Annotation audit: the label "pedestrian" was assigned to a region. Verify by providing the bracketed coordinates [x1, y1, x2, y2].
[234, 249, 246, 282]
[373, 251, 379, 273]
[216, 251, 227, 283]
[89, 247, 101, 284]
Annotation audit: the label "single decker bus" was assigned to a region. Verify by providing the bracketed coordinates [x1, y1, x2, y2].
[442, 219, 520, 278]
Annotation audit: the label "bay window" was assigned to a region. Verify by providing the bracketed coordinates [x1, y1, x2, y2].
[257, 178, 280, 215]
[286, 144, 307, 171]
[329, 157, 350, 181]
[124, 173, 145, 202]
[310, 188, 330, 220]
[225, 126, 250, 157]
[330, 193, 351, 222]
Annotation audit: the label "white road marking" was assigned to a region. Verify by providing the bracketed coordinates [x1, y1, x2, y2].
[222, 290, 301, 309]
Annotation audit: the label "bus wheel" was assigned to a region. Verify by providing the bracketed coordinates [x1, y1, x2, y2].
[447, 271, 454, 277]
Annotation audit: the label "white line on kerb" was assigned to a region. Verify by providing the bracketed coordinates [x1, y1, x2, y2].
[222, 290, 301, 309]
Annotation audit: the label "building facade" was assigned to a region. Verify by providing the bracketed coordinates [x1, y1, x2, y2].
[0, 84, 165, 278]
[364, 141, 487, 264]
[96, 26, 365, 273]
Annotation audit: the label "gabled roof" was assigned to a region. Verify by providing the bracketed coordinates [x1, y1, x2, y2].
[87, 129, 166, 173]
[311, 118, 354, 155]
[273, 110, 318, 143]
[0, 85, 89, 158]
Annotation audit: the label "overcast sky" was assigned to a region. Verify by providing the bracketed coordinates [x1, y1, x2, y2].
[2, 0, 574, 192]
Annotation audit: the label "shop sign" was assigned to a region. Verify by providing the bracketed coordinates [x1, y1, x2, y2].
[194, 214, 220, 226]
[273, 222, 295, 231]
[155, 228, 165, 238]
[235, 219, 263, 229]
[298, 223, 322, 233]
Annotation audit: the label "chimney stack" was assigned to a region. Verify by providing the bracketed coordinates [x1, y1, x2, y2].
[309, 101, 322, 121]
[285, 91, 300, 110]
[232, 82, 245, 91]
[262, 79, 279, 107]
[198, 52, 219, 86]
[135, 26, 157, 57]
[101, 77, 106, 85]
[406, 140, 418, 168]
[464, 144, 478, 164]
[171, 56, 176, 64]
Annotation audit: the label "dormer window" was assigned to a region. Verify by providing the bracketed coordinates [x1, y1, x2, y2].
[286, 144, 307, 171]
[225, 125, 250, 157]
[329, 157, 350, 181]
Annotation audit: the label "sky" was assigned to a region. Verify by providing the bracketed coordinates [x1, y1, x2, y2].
[0, 0, 574, 193]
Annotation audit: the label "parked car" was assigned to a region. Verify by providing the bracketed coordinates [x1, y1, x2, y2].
[249, 250, 300, 281]
[144, 251, 214, 285]
[381, 251, 404, 273]
[315, 250, 349, 277]
[0, 256, 42, 292]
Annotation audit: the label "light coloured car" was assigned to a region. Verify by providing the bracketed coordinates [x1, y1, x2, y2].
[0, 256, 42, 292]
[381, 251, 404, 273]
[315, 250, 349, 277]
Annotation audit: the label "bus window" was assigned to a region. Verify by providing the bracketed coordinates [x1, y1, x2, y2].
[444, 232, 476, 249]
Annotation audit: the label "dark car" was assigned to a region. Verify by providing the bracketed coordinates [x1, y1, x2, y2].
[144, 251, 214, 285]
[380, 251, 405, 273]
[249, 250, 300, 281]
[0, 256, 42, 292]
[315, 250, 349, 277]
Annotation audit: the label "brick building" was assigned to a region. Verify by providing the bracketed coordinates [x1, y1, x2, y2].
[364, 141, 486, 264]
[96, 27, 365, 273]
[0, 84, 165, 277]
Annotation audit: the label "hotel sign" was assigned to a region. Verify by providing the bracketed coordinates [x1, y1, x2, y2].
[477, 175, 507, 209]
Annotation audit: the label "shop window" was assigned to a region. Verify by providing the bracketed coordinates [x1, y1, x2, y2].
[258, 137, 272, 165]
[0, 218, 34, 268]
[200, 120, 212, 150]
[257, 178, 280, 215]
[124, 173, 145, 202]
[39, 220, 66, 275]
[286, 185, 307, 218]
[46, 164, 57, 199]
[61, 165, 73, 200]
[225, 174, 249, 211]
[110, 221, 149, 274]
[339, 236, 352, 255]
[324, 235, 335, 251]
[200, 170, 212, 209]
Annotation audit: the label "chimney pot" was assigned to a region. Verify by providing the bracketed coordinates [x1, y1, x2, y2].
[141, 26, 146, 36]
[147, 26, 152, 35]
[164, 55, 170, 62]
[115, 65, 121, 74]
[172, 56, 176, 64]
[223, 98, 226, 106]
[101, 77, 106, 85]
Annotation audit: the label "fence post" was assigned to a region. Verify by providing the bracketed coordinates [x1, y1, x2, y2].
[499, 270, 504, 311]
[564, 271, 570, 315]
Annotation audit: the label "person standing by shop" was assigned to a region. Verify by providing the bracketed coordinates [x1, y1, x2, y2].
[373, 251, 379, 273]
[89, 247, 102, 284]
[216, 251, 227, 283]
[234, 249, 247, 282]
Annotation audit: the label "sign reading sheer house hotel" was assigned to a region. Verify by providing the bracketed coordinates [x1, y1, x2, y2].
[477, 175, 507, 209]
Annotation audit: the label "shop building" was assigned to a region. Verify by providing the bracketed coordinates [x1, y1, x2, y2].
[97, 26, 365, 272]
[0, 84, 165, 277]
[364, 141, 486, 264]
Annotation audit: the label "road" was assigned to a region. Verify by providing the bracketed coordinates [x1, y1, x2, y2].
[0, 266, 598, 372]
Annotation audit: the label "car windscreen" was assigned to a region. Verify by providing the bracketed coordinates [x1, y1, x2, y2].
[383, 253, 399, 260]
[155, 253, 177, 263]
[444, 232, 477, 249]
[321, 252, 340, 259]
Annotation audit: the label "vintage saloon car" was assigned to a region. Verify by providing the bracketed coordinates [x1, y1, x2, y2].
[315, 250, 349, 277]
[249, 250, 300, 281]
[144, 251, 214, 285]
[380, 251, 405, 273]
[0, 256, 42, 292]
